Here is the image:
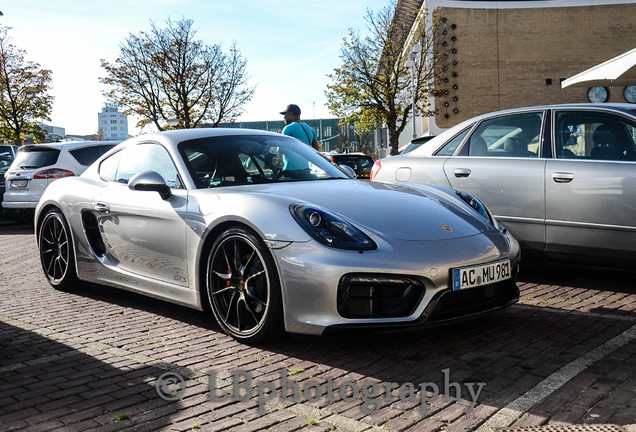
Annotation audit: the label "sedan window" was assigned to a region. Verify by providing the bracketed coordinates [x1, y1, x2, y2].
[555, 111, 636, 161]
[435, 127, 471, 156]
[465, 113, 543, 158]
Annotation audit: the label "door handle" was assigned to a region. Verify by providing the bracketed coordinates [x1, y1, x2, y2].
[552, 172, 574, 183]
[453, 168, 471, 178]
[94, 202, 110, 214]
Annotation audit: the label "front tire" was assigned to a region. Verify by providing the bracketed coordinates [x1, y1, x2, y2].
[38, 208, 79, 290]
[206, 226, 284, 343]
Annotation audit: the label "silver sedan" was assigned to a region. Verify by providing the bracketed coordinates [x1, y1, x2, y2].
[371, 103, 636, 267]
[35, 129, 520, 343]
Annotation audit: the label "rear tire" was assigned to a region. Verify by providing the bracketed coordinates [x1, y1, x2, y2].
[206, 226, 284, 343]
[38, 208, 79, 290]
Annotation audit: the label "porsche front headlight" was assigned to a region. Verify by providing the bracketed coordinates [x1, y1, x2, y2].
[291, 204, 376, 251]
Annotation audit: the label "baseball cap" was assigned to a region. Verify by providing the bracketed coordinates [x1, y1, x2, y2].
[280, 104, 301, 116]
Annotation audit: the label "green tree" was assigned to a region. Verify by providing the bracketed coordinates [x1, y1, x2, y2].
[0, 26, 53, 145]
[100, 18, 255, 131]
[325, 2, 451, 155]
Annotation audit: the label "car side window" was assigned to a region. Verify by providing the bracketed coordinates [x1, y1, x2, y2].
[555, 111, 636, 161]
[99, 150, 121, 182]
[69, 144, 116, 166]
[116, 144, 180, 188]
[466, 113, 543, 158]
[100, 144, 181, 188]
[435, 127, 470, 156]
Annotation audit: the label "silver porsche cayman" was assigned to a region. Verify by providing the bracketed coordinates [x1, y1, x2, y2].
[35, 129, 520, 343]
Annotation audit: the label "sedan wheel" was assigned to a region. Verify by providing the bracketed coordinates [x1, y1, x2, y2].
[207, 227, 283, 343]
[39, 209, 79, 290]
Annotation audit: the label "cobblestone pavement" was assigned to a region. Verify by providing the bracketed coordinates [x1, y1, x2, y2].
[1, 222, 635, 432]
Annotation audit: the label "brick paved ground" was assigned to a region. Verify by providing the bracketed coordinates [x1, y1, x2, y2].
[0, 222, 635, 432]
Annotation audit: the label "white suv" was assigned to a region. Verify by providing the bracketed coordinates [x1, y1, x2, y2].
[3, 141, 119, 218]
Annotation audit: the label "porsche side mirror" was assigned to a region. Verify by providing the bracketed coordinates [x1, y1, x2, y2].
[128, 171, 172, 200]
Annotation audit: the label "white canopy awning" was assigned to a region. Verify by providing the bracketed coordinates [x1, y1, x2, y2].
[561, 48, 636, 88]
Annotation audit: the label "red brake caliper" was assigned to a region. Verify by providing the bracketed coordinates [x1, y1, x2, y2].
[226, 265, 232, 298]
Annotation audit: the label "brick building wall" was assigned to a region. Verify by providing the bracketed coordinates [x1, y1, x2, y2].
[434, 3, 636, 128]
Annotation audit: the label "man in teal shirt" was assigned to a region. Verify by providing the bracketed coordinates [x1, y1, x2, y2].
[280, 104, 320, 150]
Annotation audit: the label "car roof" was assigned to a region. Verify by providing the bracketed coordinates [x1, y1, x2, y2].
[18, 140, 121, 151]
[117, 128, 289, 150]
[139, 128, 281, 142]
[461, 103, 636, 123]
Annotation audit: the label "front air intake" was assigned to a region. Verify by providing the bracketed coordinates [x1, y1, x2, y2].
[337, 275, 425, 318]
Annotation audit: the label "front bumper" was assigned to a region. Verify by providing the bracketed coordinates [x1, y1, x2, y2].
[272, 229, 520, 335]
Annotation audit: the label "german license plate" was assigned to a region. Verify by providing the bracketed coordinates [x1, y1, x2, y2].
[10, 180, 28, 188]
[452, 260, 511, 290]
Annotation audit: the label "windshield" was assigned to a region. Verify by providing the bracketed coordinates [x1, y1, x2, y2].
[179, 134, 350, 189]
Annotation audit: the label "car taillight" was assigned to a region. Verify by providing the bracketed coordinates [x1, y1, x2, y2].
[330, 156, 335, 162]
[33, 169, 75, 179]
[369, 159, 382, 181]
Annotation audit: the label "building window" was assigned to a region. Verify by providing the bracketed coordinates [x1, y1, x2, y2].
[325, 127, 332, 137]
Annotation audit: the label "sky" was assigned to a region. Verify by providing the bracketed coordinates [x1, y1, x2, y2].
[1, 0, 390, 136]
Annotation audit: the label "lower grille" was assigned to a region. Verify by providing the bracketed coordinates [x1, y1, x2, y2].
[428, 279, 519, 323]
[337, 274, 425, 319]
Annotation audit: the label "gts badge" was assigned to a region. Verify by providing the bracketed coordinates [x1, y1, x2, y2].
[174, 275, 187, 283]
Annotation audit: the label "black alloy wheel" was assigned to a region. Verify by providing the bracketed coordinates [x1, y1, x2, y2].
[38, 208, 79, 290]
[207, 226, 283, 343]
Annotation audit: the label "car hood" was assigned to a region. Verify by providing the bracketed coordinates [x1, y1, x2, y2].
[220, 180, 489, 241]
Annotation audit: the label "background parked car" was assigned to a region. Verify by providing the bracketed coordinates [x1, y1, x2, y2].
[0, 152, 15, 218]
[328, 153, 375, 179]
[371, 103, 636, 267]
[3, 141, 119, 219]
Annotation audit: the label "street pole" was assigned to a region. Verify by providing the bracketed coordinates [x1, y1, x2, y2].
[409, 44, 420, 139]
[410, 62, 416, 139]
